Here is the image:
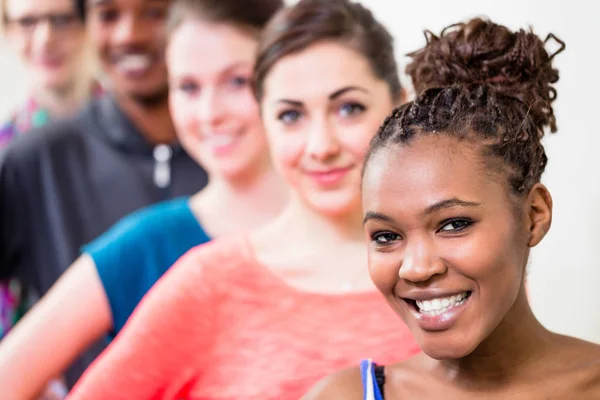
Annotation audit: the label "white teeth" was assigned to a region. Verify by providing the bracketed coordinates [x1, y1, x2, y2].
[416, 292, 468, 316]
[119, 55, 152, 72]
[205, 135, 236, 147]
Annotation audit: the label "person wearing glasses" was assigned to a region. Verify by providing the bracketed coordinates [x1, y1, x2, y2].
[0, 0, 98, 398]
[0, 0, 99, 344]
[0, 0, 96, 150]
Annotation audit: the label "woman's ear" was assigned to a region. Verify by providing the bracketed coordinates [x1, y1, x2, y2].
[526, 183, 553, 247]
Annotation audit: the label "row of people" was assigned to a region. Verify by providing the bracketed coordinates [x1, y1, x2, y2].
[0, 0, 598, 398]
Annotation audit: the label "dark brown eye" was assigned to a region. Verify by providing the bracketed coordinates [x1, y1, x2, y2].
[144, 6, 167, 20]
[372, 232, 401, 245]
[97, 8, 118, 23]
[439, 219, 472, 233]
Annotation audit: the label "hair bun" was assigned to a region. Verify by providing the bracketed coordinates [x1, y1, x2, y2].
[406, 18, 565, 133]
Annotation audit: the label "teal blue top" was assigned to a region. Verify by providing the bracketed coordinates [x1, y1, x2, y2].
[83, 197, 210, 336]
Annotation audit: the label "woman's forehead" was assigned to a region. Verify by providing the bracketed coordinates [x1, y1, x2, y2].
[362, 136, 497, 207]
[262, 41, 387, 102]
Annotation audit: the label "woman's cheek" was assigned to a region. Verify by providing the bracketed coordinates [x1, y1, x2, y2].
[170, 97, 192, 133]
[368, 250, 400, 293]
[342, 125, 377, 161]
[269, 133, 306, 168]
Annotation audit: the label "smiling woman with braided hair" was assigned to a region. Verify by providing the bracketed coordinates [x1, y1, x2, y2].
[305, 18, 600, 399]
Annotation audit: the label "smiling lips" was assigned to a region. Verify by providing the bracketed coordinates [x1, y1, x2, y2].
[403, 291, 472, 331]
[416, 292, 469, 316]
[115, 53, 155, 78]
[202, 130, 244, 156]
[305, 165, 354, 186]
[36, 54, 65, 69]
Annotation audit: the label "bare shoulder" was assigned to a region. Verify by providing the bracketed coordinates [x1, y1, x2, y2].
[571, 354, 600, 398]
[559, 335, 600, 363]
[301, 367, 363, 400]
[573, 340, 600, 390]
[555, 335, 600, 395]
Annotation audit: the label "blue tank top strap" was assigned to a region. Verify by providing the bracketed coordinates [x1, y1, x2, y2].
[360, 359, 371, 400]
[359, 359, 385, 400]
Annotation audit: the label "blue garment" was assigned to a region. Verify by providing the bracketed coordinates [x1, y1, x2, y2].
[83, 197, 210, 336]
[360, 359, 385, 400]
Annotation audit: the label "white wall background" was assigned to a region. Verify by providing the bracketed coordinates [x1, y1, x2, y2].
[0, 40, 27, 120]
[0, 0, 598, 342]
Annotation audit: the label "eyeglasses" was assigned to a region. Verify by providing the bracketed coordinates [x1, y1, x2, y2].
[5, 12, 80, 35]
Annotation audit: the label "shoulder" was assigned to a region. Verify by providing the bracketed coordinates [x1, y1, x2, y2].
[559, 335, 600, 364]
[576, 358, 600, 394]
[0, 118, 16, 147]
[539, 335, 600, 396]
[114, 239, 249, 330]
[135, 236, 252, 306]
[89, 197, 193, 247]
[0, 117, 81, 167]
[565, 338, 600, 393]
[84, 198, 199, 282]
[180, 235, 253, 268]
[301, 367, 363, 400]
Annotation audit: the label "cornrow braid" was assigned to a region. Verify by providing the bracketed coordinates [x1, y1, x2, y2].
[369, 84, 545, 193]
[365, 19, 565, 196]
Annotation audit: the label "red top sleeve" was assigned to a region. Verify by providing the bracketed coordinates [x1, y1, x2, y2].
[68, 243, 218, 399]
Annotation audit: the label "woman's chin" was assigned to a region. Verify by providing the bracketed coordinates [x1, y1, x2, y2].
[418, 337, 479, 361]
[423, 347, 470, 361]
[305, 193, 361, 218]
[213, 162, 257, 182]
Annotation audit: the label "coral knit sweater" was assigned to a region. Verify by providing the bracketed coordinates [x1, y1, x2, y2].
[68, 236, 419, 400]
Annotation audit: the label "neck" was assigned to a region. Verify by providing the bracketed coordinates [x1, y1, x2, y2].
[250, 193, 372, 292]
[115, 93, 177, 145]
[437, 287, 556, 386]
[191, 157, 288, 235]
[33, 79, 92, 118]
[276, 194, 365, 245]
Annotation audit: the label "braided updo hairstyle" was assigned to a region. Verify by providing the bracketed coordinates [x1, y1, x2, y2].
[366, 18, 565, 196]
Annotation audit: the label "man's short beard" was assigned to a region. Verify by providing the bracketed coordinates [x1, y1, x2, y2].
[130, 85, 169, 108]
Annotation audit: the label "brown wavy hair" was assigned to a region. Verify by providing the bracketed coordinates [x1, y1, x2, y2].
[252, 0, 401, 102]
[365, 18, 565, 196]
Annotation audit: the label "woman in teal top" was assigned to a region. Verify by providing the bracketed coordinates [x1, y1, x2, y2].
[83, 197, 211, 335]
[0, 0, 288, 397]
